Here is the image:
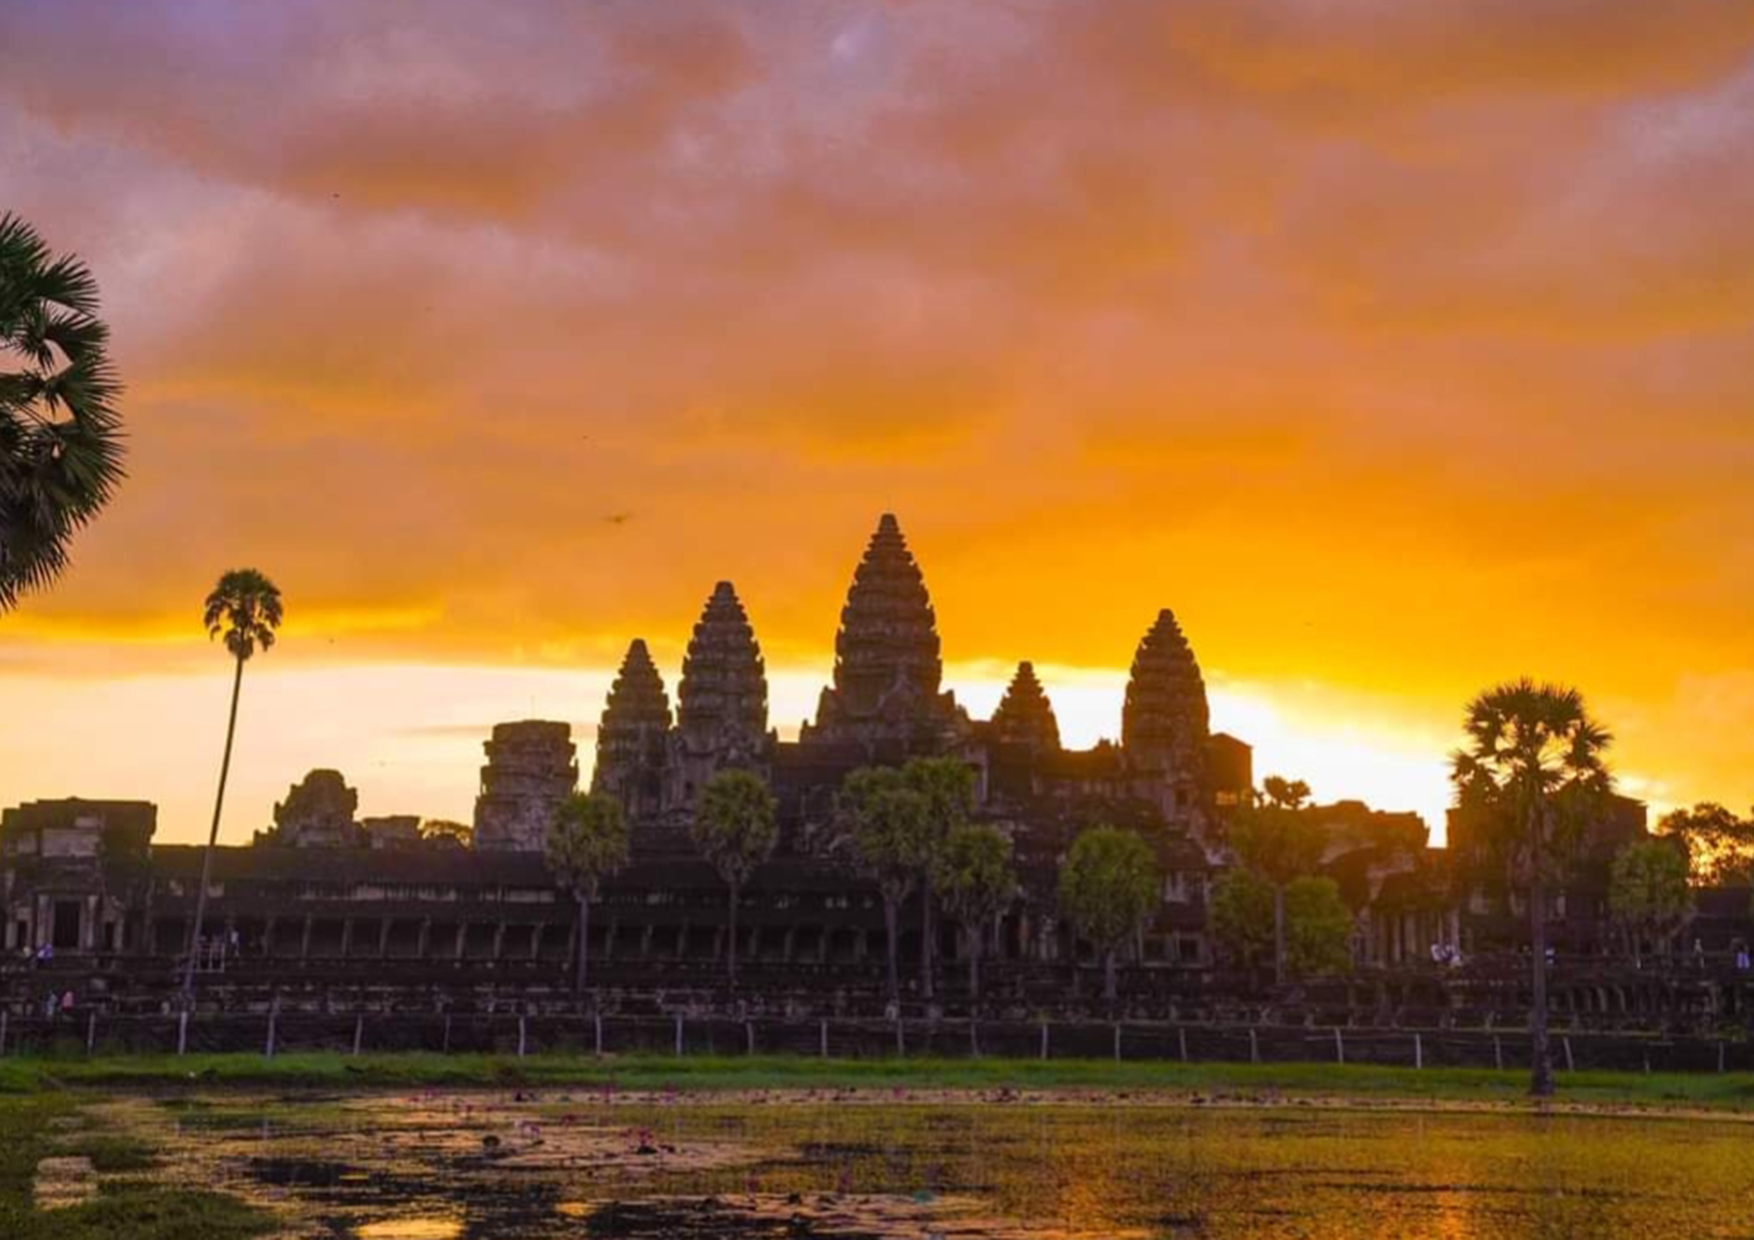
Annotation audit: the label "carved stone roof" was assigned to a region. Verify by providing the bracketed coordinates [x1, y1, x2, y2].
[1121, 609, 1209, 774]
[677, 582, 768, 752]
[808, 513, 963, 743]
[991, 661, 1061, 752]
[593, 639, 672, 802]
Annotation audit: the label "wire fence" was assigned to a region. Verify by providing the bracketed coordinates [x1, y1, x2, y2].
[0, 1010, 1746, 1073]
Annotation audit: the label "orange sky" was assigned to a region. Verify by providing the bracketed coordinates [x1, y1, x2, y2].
[1, 1, 1751, 845]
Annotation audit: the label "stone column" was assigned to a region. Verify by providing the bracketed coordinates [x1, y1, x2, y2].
[339, 918, 354, 958]
[416, 918, 431, 959]
[531, 923, 544, 960]
[300, 916, 314, 960]
[378, 919, 392, 958]
[491, 922, 506, 961]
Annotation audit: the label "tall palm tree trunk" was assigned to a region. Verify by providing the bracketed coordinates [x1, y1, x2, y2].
[884, 897, 900, 1002]
[727, 880, 740, 985]
[574, 894, 590, 994]
[920, 887, 934, 1000]
[182, 655, 243, 1000]
[1528, 806, 1554, 1097]
[1273, 884, 1286, 987]
[967, 921, 981, 1003]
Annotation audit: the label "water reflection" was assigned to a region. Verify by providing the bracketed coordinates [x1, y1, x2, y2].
[130, 1092, 1754, 1239]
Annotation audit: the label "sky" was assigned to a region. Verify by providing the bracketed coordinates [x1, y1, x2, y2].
[1, 0, 1751, 846]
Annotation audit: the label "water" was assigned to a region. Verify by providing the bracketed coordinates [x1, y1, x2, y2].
[116, 1089, 1754, 1238]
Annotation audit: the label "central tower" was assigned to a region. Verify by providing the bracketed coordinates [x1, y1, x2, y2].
[802, 513, 966, 750]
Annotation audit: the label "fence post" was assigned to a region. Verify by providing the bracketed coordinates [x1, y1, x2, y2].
[177, 1009, 189, 1056]
[1414, 1032, 1424, 1070]
[1494, 1035, 1503, 1071]
[1178, 1026, 1188, 1064]
[518, 1015, 527, 1058]
[1562, 1037, 1574, 1073]
[1249, 1027, 1259, 1064]
[1039, 1022, 1048, 1061]
[894, 1016, 905, 1057]
[1334, 1027, 1344, 1065]
[265, 1008, 276, 1059]
[674, 1014, 683, 1057]
[352, 1014, 364, 1057]
[819, 1018, 828, 1058]
[86, 1011, 97, 1055]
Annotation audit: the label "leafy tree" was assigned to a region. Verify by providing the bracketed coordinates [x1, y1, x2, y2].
[841, 766, 931, 1002]
[545, 791, 630, 994]
[1284, 876, 1353, 978]
[1609, 839, 1694, 967]
[1451, 678, 1613, 1097]
[901, 756, 975, 1001]
[691, 769, 780, 985]
[1227, 775, 1325, 986]
[0, 212, 126, 611]
[1658, 803, 1754, 886]
[1208, 868, 1274, 975]
[1057, 825, 1160, 1002]
[931, 823, 1016, 1001]
[183, 569, 282, 1000]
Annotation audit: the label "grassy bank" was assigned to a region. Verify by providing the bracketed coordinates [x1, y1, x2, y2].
[0, 1091, 273, 1240]
[4, 1051, 1754, 1109]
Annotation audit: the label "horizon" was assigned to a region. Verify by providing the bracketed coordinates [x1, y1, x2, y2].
[3, 2, 1751, 843]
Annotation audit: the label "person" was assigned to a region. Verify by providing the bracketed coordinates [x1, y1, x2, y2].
[60, 990, 74, 1015]
[1694, 938, 1707, 970]
[1736, 946, 1751, 972]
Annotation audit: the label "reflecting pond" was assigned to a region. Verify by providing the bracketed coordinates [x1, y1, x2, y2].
[111, 1089, 1754, 1238]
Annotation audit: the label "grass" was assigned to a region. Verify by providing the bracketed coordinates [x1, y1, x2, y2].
[1, 1051, 1752, 1110]
[0, 1091, 274, 1240]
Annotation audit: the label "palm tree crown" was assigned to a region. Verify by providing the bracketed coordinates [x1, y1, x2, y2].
[0, 212, 126, 611]
[204, 569, 284, 661]
[1452, 678, 1613, 843]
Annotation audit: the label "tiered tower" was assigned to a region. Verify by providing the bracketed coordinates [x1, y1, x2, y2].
[669, 583, 771, 805]
[592, 639, 673, 821]
[269, 769, 360, 848]
[1121, 609, 1211, 813]
[804, 513, 965, 749]
[990, 661, 1061, 753]
[472, 721, 577, 851]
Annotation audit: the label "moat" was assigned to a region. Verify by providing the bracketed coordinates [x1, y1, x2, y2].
[57, 1088, 1754, 1238]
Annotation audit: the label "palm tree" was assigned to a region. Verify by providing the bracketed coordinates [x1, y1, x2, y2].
[1451, 678, 1612, 1097]
[691, 769, 779, 985]
[932, 823, 1016, 1003]
[1058, 825, 1160, 1003]
[0, 212, 126, 611]
[1227, 776, 1323, 987]
[841, 766, 930, 1004]
[181, 569, 282, 1000]
[546, 791, 630, 994]
[901, 756, 974, 1001]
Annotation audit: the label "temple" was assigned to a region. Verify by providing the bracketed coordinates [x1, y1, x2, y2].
[3, 514, 1746, 1033]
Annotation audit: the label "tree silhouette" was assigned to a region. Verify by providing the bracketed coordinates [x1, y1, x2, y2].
[690, 769, 779, 985]
[546, 791, 630, 994]
[1227, 776, 1324, 987]
[841, 766, 931, 1003]
[1608, 838, 1693, 967]
[1451, 678, 1612, 1097]
[0, 213, 126, 611]
[1058, 825, 1160, 1002]
[932, 823, 1016, 1002]
[183, 569, 282, 1000]
[901, 756, 974, 1001]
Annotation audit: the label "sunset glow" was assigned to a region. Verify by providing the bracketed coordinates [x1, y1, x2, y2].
[2, 1, 1751, 842]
